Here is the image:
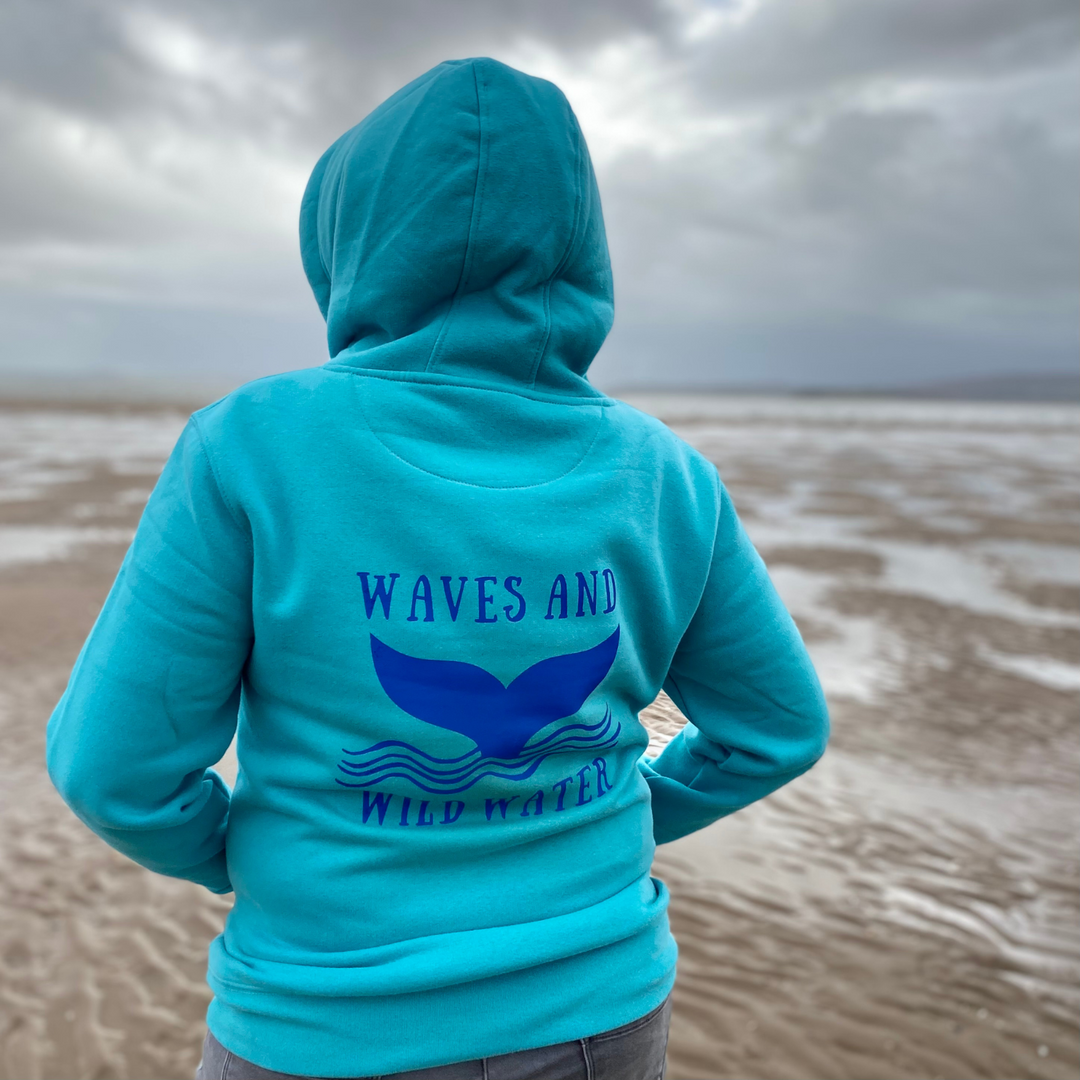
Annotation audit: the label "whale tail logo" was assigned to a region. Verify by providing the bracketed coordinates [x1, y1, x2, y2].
[337, 627, 621, 793]
[370, 627, 619, 758]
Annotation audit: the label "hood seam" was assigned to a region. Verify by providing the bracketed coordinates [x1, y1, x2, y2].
[424, 61, 487, 375]
[526, 116, 585, 391]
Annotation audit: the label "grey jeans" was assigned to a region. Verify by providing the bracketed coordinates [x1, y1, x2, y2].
[195, 997, 670, 1080]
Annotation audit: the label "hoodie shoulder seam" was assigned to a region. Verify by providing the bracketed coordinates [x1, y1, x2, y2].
[188, 413, 250, 545]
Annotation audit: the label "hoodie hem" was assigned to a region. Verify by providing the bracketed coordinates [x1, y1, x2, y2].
[206, 922, 677, 1077]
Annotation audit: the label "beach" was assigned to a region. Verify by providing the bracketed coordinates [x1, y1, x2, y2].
[0, 396, 1076, 1080]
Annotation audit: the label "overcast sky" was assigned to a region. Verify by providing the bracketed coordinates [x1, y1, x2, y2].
[0, 0, 1076, 390]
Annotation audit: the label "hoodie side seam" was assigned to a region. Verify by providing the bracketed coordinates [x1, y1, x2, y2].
[424, 62, 488, 375]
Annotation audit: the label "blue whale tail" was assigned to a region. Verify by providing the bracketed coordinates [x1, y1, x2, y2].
[369, 627, 620, 758]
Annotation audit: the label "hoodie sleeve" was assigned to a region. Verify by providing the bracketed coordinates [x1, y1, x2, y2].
[640, 481, 829, 845]
[46, 416, 253, 894]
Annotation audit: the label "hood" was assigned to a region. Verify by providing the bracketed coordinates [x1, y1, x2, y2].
[300, 58, 613, 398]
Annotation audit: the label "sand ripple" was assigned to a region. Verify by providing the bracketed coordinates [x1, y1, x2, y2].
[1, 399, 1077, 1079]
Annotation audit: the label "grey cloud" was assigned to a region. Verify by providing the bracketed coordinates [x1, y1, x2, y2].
[601, 98, 1077, 316]
[0, 0, 664, 139]
[593, 310, 1077, 390]
[0, 284, 325, 380]
[0, 0, 1076, 388]
[771, 104, 1079, 297]
[0, 1, 136, 118]
[686, 0, 1080, 105]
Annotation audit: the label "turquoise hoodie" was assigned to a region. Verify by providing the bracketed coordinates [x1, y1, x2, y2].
[46, 58, 828, 1076]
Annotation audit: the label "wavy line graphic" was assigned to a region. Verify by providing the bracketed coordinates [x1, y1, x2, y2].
[336, 708, 620, 794]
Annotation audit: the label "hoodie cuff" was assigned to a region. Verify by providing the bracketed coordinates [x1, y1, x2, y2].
[178, 849, 233, 894]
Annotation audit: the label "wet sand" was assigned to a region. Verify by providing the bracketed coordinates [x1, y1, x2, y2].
[0, 399, 1077, 1079]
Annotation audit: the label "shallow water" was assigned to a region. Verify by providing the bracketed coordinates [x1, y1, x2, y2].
[0, 398, 1077, 1080]
[631, 394, 1080, 1079]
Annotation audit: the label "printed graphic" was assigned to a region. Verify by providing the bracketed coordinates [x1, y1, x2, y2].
[337, 628, 621, 794]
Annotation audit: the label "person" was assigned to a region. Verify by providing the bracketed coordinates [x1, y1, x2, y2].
[45, 57, 829, 1080]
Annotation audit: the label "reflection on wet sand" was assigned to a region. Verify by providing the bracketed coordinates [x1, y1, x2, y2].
[0, 398, 1076, 1079]
[635, 396, 1079, 1080]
